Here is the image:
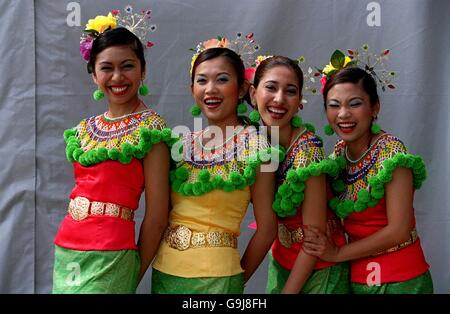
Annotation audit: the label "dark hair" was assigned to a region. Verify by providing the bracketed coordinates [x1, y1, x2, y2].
[190, 47, 245, 87]
[322, 67, 379, 108]
[253, 56, 304, 91]
[88, 27, 146, 74]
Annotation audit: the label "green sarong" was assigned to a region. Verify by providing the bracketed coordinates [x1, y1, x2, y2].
[266, 252, 350, 294]
[151, 268, 245, 294]
[351, 270, 433, 294]
[52, 245, 140, 294]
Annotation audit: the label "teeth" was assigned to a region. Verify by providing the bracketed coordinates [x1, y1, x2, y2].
[338, 123, 356, 128]
[205, 99, 221, 104]
[268, 107, 287, 114]
[111, 86, 127, 93]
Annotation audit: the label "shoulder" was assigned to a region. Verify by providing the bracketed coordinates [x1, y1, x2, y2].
[375, 133, 408, 155]
[139, 109, 167, 130]
[291, 129, 325, 165]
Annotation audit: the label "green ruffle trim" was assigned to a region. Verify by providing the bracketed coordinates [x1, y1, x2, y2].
[329, 153, 427, 219]
[64, 127, 179, 166]
[169, 145, 286, 196]
[272, 158, 341, 217]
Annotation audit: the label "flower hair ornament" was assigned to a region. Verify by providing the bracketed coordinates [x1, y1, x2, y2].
[80, 5, 156, 62]
[189, 32, 262, 118]
[319, 43, 396, 93]
[319, 44, 396, 136]
[80, 6, 157, 100]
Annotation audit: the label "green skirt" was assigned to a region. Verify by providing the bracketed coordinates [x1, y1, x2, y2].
[151, 268, 245, 294]
[351, 270, 433, 294]
[266, 253, 350, 294]
[52, 245, 140, 294]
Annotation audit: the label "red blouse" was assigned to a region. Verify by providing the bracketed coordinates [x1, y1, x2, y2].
[54, 159, 144, 250]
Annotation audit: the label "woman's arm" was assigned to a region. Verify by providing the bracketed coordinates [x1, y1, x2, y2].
[303, 167, 415, 262]
[282, 175, 327, 293]
[137, 142, 170, 282]
[241, 169, 277, 283]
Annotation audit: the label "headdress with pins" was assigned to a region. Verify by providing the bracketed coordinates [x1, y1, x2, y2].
[79, 5, 157, 62]
[318, 43, 396, 93]
[189, 32, 261, 76]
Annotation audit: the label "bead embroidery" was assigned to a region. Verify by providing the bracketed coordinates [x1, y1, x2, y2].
[78, 109, 166, 151]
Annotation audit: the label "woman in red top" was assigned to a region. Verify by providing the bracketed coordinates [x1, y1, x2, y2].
[53, 10, 173, 293]
[303, 66, 433, 293]
[249, 56, 349, 293]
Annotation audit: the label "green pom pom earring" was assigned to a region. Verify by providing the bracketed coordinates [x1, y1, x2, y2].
[93, 89, 104, 101]
[249, 110, 261, 124]
[190, 104, 202, 117]
[236, 102, 247, 114]
[324, 124, 334, 136]
[371, 122, 381, 134]
[290, 116, 303, 128]
[138, 83, 149, 96]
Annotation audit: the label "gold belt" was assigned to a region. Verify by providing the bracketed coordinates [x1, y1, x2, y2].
[278, 223, 304, 248]
[68, 196, 134, 221]
[373, 228, 418, 256]
[164, 225, 237, 251]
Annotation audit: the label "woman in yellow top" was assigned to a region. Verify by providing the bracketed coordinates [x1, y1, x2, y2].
[151, 39, 278, 293]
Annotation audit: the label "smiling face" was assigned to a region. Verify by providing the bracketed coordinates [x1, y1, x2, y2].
[250, 65, 302, 128]
[191, 56, 244, 125]
[326, 81, 380, 145]
[92, 45, 143, 108]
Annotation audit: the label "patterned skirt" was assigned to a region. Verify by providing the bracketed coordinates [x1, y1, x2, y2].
[52, 245, 140, 294]
[266, 253, 350, 294]
[351, 270, 433, 294]
[151, 268, 245, 294]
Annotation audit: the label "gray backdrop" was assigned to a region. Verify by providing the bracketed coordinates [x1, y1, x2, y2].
[0, 0, 448, 293]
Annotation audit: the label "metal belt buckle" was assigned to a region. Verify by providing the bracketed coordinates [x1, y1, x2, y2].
[69, 196, 90, 221]
[278, 224, 292, 248]
[173, 225, 192, 251]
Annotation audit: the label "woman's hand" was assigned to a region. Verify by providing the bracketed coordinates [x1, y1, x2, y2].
[303, 225, 340, 262]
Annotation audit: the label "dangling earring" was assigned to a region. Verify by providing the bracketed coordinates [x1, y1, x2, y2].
[236, 100, 247, 114]
[93, 89, 104, 101]
[248, 102, 261, 124]
[324, 124, 334, 136]
[139, 82, 149, 96]
[249, 110, 261, 124]
[290, 116, 303, 128]
[371, 116, 381, 134]
[190, 104, 202, 117]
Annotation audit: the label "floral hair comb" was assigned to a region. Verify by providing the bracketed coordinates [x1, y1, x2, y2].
[189, 32, 261, 75]
[318, 44, 396, 93]
[79, 5, 157, 62]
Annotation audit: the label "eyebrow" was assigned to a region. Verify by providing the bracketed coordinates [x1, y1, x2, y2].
[264, 80, 299, 89]
[98, 59, 136, 65]
[195, 72, 230, 77]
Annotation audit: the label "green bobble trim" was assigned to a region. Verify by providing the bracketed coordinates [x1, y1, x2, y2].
[329, 152, 427, 219]
[65, 127, 178, 166]
[290, 116, 303, 128]
[249, 111, 261, 123]
[191, 105, 202, 117]
[171, 146, 275, 196]
[236, 103, 247, 114]
[331, 179, 346, 193]
[272, 158, 341, 217]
